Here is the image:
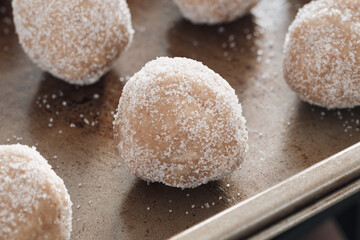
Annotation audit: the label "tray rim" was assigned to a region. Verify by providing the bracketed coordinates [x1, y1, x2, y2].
[249, 177, 360, 239]
[171, 142, 360, 240]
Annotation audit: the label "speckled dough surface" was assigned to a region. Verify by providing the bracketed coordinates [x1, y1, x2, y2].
[283, 0, 360, 109]
[114, 57, 248, 188]
[173, 0, 259, 24]
[0, 144, 72, 240]
[12, 0, 134, 85]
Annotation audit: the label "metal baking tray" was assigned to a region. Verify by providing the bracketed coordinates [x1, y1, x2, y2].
[0, 0, 359, 239]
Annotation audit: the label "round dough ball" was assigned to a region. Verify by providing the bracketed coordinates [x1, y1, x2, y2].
[283, 0, 360, 109]
[114, 57, 248, 188]
[0, 144, 72, 240]
[173, 0, 259, 24]
[12, 0, 134, 85]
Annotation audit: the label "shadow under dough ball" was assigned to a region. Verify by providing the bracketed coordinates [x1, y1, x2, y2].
[283, 0, 360, 109]
[12, 0, 134, 85]
[0, 144, 72, 240]
[114, 57, 248, 189]
[173, 0, 259, 24]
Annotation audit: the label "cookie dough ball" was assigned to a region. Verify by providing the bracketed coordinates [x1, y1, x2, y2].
[114, 57, 248, 188]
[0, 144, 72, 240]
[173, 0, 259, 24]
[283, 0, 360, 109]
[12, 0, 134, 85]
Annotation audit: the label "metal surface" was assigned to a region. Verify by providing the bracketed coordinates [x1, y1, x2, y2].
[253, 178, 360, 240]
[0, 0, 360, 239]
[172, 143, 360, 240]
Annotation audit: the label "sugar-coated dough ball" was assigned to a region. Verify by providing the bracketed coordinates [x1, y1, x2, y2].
[114, 57, 248, 188]
[12, 0, 134, 85]
[173, 0, 259, 24]
[0, 144, 72, 240]
[283, 0, 360, 109]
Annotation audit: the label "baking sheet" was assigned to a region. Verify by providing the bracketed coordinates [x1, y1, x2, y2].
[0, 0, 359, 239]
[172, 143, 360, 239]
[251, 177, 360, 240]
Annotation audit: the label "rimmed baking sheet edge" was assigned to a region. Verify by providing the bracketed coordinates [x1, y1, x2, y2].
[171, 142, 360, 240]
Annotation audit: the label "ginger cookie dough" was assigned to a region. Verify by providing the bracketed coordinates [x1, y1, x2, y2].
[283, 0, 360, 108]
[173, 0, 259, 24]
[12, 0, 134, 85]
[0, 144, 72, 240]
[114, 57, 248, 188]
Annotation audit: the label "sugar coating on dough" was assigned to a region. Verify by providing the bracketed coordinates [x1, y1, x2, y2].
[173, 0, 259, 24]
[0, 144, 72, 240]
[12, 0, 134, 85]
[114, 57, 248, 188]
[283, 0, 360, 109]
